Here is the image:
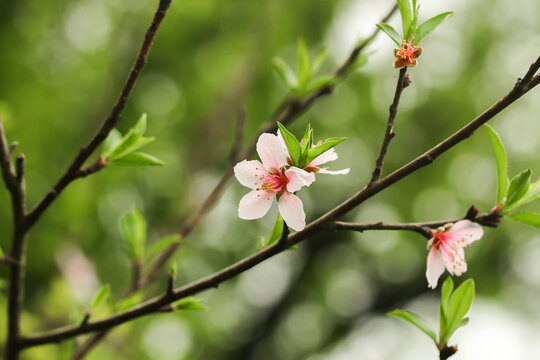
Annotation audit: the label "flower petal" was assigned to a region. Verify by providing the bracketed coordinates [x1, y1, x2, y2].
[448, 220, 484, 246]
[316, 168, 350, 175]
[309, 148, 338, 166]
[278, 192, 306, 231]
[238, 190, 274, 220]
[234, 160, 267, 189]
[256, 133, 289, 173]
[426, 247, 446, 289]
[285, 167, 315, 193]
[440, 242, 467, 276]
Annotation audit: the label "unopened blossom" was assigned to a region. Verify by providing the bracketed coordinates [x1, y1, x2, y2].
[234, 133, 315, 231]
[425, 220, 483, 289]
[393, 39, 423, 69]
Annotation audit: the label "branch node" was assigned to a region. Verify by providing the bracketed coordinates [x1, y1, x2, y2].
[9, 141, 18, 155]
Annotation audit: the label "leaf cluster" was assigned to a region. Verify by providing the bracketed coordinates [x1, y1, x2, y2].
[276, 122, 346, 170]
[377, 0, 453, 46]
[272, 39, 341, 97]
[388, 278, 475, 349]
[102, 113, 165, 166]
[484, 124, 540, 227]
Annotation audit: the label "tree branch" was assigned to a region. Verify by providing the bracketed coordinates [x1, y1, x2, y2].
[142, 2, 399, 288]
[19, 55, 539, 348]
[0, 120, 28, 360]
[25, 0, 173, 231]
[370, 67, 408, 183]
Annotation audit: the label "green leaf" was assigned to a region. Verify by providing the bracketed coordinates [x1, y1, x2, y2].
[109, 152, 165, 166]
[414, 12, 454, 44]
[147, 234, 182, 260]
[108, 136, 155, 161]
[508, 212, 540, 228]
[506, 178, 540, 210]
[483, 124, 509, 204]
[299, 124, 313, 167]
[91, 284, 111, 311]
[0, 246, 4, 258]
[297, 38, 312, 90]
[175, 297, 208, 311]
[443, 279, 475, 344]
[116, 291, 144, 312]
[503, 169, 532, 210]
[454, 317, 470, 332]
[102, 129, 123, 157]
[441, 277, 454, 315]
[305, 137, 346, 165]
[388, 309, 437, 342]
[170, 262, 178, 278]
[273, 57, 298, 90]
[312, 47, 327, 74]
[120, 207, 147, 260]
[265, 214, 285, 247]
[305, 75, 336, 94]
[376, 23, 402, 46]
[397, 0, 413, 39]
[440, 277, 454, 336]
[277, 122, 301, 166]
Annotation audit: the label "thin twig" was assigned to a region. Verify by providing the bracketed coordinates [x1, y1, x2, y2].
[370, 67, 408, 183]
[25, 0, 173, 231]
[19, 56, 540, 348]
[141, 3, 399, 288]
[332, 207, 502, 238]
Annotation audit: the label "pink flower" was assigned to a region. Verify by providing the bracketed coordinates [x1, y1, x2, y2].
[234, 133, 315, 231]
[393, 39, 423, 69]
[425, 220, 483, 289]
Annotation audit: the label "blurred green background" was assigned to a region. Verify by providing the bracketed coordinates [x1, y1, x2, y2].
[0, 0, 539, 359]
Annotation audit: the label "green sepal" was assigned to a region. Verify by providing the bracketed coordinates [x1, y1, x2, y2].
[388, 309, 437, 342]
[120, 207, 147, 261]
[376, 23, 402, 46]
[414, 12, 454, 44]
[277, 122, 301, 166]
[175, 297, 208, 311]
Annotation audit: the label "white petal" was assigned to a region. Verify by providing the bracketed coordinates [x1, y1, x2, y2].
[448, 220, 484, 246]
[440, 242, 467, 276]
[238, 190, 274, 220]
[285, 167, 316, 193]
[256, 133, 289, 173]
[278, 192, 305, 231]
[426, 248, 446, 289]
[233, 160, 267, 189]
[316, 168, 350, 175]
[310, 148, 338, 166]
